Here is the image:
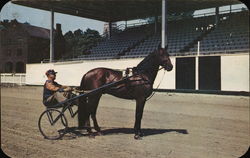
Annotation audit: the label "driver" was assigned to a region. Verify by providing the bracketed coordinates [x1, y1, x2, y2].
[43, 69, 73, 106]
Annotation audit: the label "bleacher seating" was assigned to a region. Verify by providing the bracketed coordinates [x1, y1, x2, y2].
[189, 11, 249, 54]
[124, 15, 216, 57]
[79, 11, 249, 60]
[79, 26, 150, 59]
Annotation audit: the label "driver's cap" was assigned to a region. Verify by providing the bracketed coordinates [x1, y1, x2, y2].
[45, 69, 57, 76]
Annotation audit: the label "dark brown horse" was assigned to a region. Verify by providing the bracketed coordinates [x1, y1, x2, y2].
[78, 46, 173, 139]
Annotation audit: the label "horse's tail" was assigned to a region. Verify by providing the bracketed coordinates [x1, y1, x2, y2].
[80, 74, 86, 90]
[78, 73, 87, 128]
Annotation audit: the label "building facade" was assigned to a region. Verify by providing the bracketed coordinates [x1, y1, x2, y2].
[0, 20, 65, 73]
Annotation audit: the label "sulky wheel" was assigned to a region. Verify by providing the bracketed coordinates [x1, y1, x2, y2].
[38, 108, 68, 140]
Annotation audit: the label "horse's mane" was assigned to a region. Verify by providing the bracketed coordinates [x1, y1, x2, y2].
[136, 51, 157, 72]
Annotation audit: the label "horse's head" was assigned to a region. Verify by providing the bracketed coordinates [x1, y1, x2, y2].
[155, 45, 173, 71]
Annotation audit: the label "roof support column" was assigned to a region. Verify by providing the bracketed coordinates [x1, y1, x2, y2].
[215, 7, 219, 27]
[154, 15, 158, 34]
[195, 41, 200, 90]
[50, 9, 54, 62]
[161, 0, 167, 48]
[108, 22, 112, 39]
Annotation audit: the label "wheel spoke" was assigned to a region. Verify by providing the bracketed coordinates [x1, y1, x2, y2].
[38, 108, 68, 140]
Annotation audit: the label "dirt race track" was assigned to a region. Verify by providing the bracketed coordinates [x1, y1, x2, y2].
[1, 86, 249, 158]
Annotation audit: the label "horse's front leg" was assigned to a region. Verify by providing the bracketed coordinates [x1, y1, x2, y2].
[134, 97, 146, 140]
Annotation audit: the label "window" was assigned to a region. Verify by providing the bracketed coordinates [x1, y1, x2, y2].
[17, 49, 22, 56]
[7, 39, 11, 44]
[17, 37, 23, 45]
[16, 62, 25, 73]
[6, 49, 11, 56]
[5, 62, 13, 73]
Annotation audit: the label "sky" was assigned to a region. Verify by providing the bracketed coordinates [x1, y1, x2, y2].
[0, 1, 106, 34]
[0, 1, 247, 35]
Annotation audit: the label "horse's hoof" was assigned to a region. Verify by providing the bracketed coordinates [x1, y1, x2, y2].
[134, 135, 142, 140]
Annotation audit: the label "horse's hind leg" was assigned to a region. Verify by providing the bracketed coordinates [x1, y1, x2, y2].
[89, 94, 102, 134]
[78, 97, 93, 134]
[78, 97, 86, 129]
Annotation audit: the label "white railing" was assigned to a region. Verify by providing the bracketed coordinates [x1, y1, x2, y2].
[1, 73, 26, 85]
[193, 8, 246, 18]
[116, 21, 150, 31]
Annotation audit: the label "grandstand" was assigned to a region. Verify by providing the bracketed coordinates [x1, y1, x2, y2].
[11, 0, 249, 93]
[123, 15, 215, 57]
[82, 26, 149, 59]
[78, 10, 249, 60]
[189, 11, 249, 54]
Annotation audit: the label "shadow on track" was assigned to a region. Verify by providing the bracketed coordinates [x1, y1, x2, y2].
[101, 128, 188, 136]
[62, 127, 188, 140]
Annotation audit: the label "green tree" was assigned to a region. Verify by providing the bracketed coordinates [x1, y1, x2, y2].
[63, 28, 102, 58]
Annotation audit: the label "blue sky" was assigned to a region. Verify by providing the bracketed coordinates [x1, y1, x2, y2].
[0, 1, 247, 35]
[0, 1, 106, 34]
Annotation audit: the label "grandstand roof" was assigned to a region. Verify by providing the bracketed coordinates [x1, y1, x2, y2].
[12, 0, 242, 22]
